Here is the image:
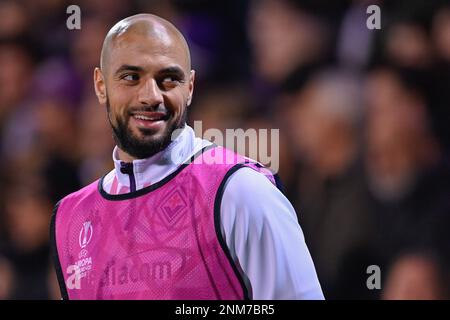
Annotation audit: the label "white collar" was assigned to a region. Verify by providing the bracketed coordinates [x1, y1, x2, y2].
[111, 125, 211, 190]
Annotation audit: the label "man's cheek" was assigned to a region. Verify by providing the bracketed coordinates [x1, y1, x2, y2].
[111, 103, 129, 122]
[109, 108, 126, 128]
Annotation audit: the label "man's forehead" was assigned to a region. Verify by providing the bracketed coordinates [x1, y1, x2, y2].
[109, 33, 189, 72]
[101, 14, 191, 73]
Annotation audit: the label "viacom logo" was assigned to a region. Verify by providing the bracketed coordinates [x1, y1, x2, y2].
[79, 221, 93, 248]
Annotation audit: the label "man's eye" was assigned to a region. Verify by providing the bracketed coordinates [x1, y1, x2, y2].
[160, 76, 183, 90]
[162, 76, 179, 84]
[122, 74, 139, 81]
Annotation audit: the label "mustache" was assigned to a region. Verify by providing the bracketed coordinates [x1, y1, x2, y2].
[127, 104, 168, 114]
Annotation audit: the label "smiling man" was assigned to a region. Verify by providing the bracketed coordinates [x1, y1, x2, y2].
[97, 15, 194, 161]
[50, 14, 323, 300]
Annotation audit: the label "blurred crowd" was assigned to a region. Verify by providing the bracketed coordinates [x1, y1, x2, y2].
[0, 0, 449, 299]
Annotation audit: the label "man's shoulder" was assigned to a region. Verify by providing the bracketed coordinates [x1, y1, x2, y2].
[223, 166, 280, 198]
[220, 166, 299, 240]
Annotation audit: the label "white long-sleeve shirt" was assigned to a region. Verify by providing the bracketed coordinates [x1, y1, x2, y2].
[102, 125, 324, 299]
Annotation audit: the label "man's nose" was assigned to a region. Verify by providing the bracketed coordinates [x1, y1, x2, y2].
[137, 78, 164, 106]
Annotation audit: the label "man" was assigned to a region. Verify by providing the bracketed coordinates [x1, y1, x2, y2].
[50, 13, 323, 300]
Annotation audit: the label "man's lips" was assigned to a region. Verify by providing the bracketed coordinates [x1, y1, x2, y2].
[129, 110, 169, 131]
[130, 111, 169, 121]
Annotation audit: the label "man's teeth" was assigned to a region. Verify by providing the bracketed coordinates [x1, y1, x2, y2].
[134, 115, 160, 121]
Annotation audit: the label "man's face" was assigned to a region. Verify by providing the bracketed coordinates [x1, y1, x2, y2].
[95, 30, 194, 159]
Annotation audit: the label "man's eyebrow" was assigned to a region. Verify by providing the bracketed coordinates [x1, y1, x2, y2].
[158, 66, 186, 78]
[114, 64, 144, 75]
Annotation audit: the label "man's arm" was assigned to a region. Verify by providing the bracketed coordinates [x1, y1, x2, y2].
[220, 167, 324, 300]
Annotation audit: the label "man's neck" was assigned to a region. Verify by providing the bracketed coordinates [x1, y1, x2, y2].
[117, 148, 137, 163]
[103, 125, 212, 194]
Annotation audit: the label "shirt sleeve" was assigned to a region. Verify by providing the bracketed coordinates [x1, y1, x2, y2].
[220, 167, 324, 300]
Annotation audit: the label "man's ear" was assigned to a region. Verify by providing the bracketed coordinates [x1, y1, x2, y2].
[94, 67, 107, 104]
[187, 70, 195, 107]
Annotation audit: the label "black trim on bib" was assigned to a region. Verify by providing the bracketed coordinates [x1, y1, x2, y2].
[98, 144, 216, 201]
[50, 201, 70, 300]
[214, 163, 251, 300]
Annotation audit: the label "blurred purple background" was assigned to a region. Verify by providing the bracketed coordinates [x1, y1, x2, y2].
[0, 0, 449, 299]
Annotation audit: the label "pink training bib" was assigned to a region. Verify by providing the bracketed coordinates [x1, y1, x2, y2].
[51, 145, 278, 300]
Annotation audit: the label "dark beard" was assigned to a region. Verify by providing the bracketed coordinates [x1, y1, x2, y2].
[106, 98, 187, 159]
